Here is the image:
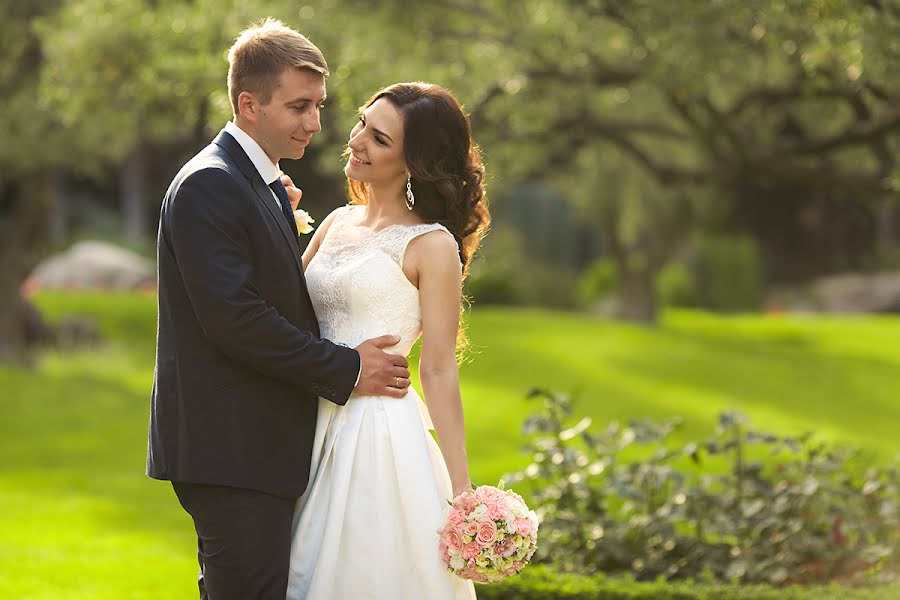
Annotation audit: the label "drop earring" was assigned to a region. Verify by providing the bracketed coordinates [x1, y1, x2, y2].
[405, 174, 415, 211]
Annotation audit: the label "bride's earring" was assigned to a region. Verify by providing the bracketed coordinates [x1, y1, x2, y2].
[405, 174, 415, 211]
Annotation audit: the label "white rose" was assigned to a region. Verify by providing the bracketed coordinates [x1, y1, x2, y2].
[470, 505, 488, 520]
[293, 209, 315, 235]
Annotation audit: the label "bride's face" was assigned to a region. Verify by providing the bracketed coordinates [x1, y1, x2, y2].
[344, 98, 407, 186]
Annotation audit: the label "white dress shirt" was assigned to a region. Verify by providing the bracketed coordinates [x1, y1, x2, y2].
[224, 120, 283, 211]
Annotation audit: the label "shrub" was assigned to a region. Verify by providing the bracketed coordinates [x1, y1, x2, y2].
[503, 390, 900, 586]
[657, 262, 698, 308]
[477, 565, 900, 599]
[577, 258, 619, 307]
[691, 234, 764, 312]
[466, 228, 579, 308]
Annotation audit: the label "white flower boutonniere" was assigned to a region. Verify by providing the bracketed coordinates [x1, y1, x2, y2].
[293, 209, 315, 235]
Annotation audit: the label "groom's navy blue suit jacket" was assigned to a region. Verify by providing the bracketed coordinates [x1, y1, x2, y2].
[147, 130, 359, 499]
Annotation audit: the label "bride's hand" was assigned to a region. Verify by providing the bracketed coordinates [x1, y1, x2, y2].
[280, 171, 302, 211]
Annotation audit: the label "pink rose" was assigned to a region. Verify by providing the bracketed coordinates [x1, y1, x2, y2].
[442, 527, 464, 551]
[516, 518, 534, 537]
[462, 541, 482, 560]
[448, 506, 466, 524]
[486, 501, 508, 520]
[474, 485, 505, 504]
[456, 492, 477, 512]
[463, 521, 479, 537]
[475, 519, 498, 547]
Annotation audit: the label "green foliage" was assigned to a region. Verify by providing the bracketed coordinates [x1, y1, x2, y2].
[505, 390, 900, 585]
[657, 234, 764, 311]
[647, 234, 763, 312]
[577, 259, 619, 306]
[8, 0, 898, 326]
[477, 565, 900, 600]
[465, 228, 579, 308]
[0, 0, 77, 175]
[657, 262, 699, 308]
[690, 234, 765, 312]
[35, 0, 251, 162]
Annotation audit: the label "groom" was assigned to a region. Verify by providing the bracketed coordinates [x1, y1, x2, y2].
[147, 19, 411, 600]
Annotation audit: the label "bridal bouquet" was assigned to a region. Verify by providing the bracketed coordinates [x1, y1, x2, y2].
[437, 485, 539, 583]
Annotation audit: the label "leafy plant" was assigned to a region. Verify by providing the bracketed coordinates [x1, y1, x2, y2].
[505, 390, 900, 585]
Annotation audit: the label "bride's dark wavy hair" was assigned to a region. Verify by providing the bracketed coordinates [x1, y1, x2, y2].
[346, 83, 490, 358]
[346, 82, 490, 278]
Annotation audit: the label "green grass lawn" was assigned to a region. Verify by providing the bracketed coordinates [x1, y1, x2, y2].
[1, 292, 898, 599]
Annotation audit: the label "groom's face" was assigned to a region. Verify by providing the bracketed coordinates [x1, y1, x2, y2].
[253, 68, 326, 163]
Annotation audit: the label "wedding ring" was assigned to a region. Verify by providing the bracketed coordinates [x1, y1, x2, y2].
[394, 377, 402, 387]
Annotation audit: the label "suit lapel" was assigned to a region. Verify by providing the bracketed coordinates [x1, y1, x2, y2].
[213, 131, 304, 275]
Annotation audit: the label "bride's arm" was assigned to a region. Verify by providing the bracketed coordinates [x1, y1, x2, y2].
[412, 231, 472, 498]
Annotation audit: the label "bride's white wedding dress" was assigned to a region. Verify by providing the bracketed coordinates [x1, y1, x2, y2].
[286, 205, 477, 600]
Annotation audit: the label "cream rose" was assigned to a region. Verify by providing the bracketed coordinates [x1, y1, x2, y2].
[293, 209, 315, 235]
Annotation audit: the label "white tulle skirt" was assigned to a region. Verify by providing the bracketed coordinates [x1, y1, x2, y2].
[286, 390, 477, 600]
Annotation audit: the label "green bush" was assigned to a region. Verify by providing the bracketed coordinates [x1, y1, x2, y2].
[503, 390, 900, 586]
[657, 262, 698, 308]
[465, 265, 526, 305]
[530, 265, 580, 309]
[577, 258, 619, 306]
[477, 566, 900, 599]
[466, 228, 579, 308]
[692, 234, 764, 312]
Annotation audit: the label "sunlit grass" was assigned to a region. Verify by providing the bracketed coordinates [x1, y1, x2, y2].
[1, 292, 898, 598]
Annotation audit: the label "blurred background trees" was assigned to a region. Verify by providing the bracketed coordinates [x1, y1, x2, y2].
[2, 0, 899, 362]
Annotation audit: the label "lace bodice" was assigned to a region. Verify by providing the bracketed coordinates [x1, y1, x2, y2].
[305, 205, 458, 356]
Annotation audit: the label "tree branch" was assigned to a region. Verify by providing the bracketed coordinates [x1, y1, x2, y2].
[772, 103, 900, 158]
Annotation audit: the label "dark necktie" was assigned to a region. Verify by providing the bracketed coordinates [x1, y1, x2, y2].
[269, 179, 300, 239]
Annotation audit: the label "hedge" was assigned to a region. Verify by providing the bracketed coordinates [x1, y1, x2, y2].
[475, 566, 900, 600]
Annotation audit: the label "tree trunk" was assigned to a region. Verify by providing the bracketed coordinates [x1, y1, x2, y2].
[48, 168, 68, 246]
[0, 176, 50, 364]
[876, 196, 897, 262]
[616, 266, 659, 324]
[120, 144, 147, 248]
[605, 223, 661, 325]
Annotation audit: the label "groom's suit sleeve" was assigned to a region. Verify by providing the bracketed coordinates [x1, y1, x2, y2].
[163, 166, 360, 406]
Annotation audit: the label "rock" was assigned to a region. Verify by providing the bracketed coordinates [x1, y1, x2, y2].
[767, 271, 900, 314]
[31, 240, 154, 290]
[812, 271, 900, 314]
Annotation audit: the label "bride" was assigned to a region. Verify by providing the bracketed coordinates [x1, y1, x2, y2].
[285, 82, 490, 599]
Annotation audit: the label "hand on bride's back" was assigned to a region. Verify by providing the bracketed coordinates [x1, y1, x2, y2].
[354, 335, 411, 398]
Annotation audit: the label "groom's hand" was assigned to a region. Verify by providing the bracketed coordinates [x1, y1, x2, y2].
[280, 172, 302, 211]
[354, 335, 411, 398]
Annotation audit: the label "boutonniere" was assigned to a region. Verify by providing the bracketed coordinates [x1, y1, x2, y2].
[293, 209, 315, 235]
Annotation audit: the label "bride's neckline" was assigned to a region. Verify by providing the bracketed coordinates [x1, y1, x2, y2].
[345, 205, 426, 234]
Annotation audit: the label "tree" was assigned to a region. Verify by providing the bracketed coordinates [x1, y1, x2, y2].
[0, 0, 68, 363]
[321, 0, 900, 321]
[11, 0, 900, 351]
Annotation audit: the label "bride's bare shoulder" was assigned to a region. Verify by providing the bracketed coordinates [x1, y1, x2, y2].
[406, 227, 462, 278]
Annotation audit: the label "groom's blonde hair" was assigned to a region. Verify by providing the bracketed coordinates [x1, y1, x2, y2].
[227, 18, 329, 115]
